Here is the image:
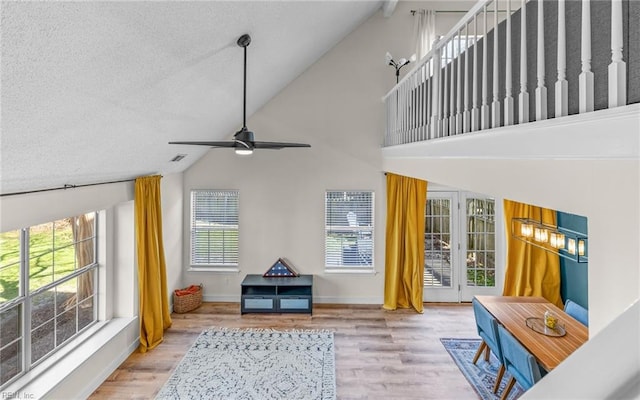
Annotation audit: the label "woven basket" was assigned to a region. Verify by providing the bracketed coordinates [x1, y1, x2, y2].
[173, 285, 203, 313]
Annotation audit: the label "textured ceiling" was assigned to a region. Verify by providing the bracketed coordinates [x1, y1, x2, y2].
[0, 0, 383, 194]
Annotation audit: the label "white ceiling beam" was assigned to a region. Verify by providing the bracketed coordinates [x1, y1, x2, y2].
[382, 0, 398, 18]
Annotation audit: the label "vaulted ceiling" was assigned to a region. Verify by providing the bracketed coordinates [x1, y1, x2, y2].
[0, 0, 384, 194]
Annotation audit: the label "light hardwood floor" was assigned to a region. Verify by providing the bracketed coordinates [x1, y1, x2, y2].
[89, 303, 480, 400]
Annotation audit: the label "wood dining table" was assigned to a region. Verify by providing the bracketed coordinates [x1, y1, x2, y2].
[474, 295, 589, 371]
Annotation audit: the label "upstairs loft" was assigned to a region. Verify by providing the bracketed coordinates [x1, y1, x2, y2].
[382, 0, 639, 160]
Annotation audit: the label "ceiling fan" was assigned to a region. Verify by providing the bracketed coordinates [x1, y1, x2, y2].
[169, 34, 310, 155]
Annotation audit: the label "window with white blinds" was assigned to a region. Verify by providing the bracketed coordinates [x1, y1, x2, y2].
[325, 191, 374, 269]
[190, 190, 239, 267]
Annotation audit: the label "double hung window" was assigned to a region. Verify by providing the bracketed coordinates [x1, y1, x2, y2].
[190, 190, 239, 268]
[325, 191, 374, 270]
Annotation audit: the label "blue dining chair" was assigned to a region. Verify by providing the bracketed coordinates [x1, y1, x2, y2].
[472, 298, 505, 393]
[497, 324, 545, 400]
[564, 299, 589, 327]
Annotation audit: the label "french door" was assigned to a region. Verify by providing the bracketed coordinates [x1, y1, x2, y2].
[423, 191, 503, 302]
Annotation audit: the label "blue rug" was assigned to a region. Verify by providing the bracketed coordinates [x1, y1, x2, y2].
[441, 338, 525, 400]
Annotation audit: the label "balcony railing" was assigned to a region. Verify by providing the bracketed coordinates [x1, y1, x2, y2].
[383, 0, 636, 147]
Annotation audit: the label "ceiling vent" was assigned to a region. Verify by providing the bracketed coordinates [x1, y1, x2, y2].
[171, 154, 187, 162]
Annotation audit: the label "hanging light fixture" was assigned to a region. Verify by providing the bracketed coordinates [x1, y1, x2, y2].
[511, 217, 588, 263]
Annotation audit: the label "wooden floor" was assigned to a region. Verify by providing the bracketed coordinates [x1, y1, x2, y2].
[89, 303, 480, 400]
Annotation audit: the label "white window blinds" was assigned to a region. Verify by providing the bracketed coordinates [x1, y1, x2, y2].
[325, 191, 374, 268]
[191, 190, 239, 266]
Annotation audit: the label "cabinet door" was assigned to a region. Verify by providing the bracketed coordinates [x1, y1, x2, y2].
[278, 296, 311, 312]
[242, 296, 276, 313]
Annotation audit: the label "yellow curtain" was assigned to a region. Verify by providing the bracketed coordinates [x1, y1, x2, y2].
[383, 173, 427, 313]
[135, 175, 172, 352]
[503, 199, 562, 308]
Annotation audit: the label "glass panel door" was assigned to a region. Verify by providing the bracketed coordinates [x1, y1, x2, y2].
[423, 192, 459, 302]
[460, 195, 502, 301]
[423, 191, 503, 303]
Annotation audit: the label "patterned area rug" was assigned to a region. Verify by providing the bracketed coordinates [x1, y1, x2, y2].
[156, 328, 336, 400]
[441, 338, 525, 400]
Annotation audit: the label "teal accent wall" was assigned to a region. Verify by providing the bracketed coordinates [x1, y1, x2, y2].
[557, 211, 588, 309]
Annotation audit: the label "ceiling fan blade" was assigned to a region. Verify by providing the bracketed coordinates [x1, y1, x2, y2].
[253, 141, 311, 149]
[168, 141, 236, 147]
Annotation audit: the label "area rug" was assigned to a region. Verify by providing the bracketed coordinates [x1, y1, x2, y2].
[440, 338, 525, 400]
[156, 327, 335, 400]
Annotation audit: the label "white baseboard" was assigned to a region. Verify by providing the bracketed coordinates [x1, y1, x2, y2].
[202, 295, 383, 305]
[203, 294, 241, 302]
[313, 296, 383, 305]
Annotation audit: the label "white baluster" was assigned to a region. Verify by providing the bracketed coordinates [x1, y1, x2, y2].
[406, 80, 410, 142]
[456, 32, 463, 134]
[519, 0, 529, 124]
[409, 75, 414, 142]
[431, 42, 441, 139]
[481, 6, 490, 129]
[504, 0, 514, 125]
[418, 66, 423, 140]
[414, 67, 422, 141]
[398, 83, 403, 144]
[423, 65, 428, 139]
[423, 64, 428, 139]
[450, 38, 457, 135]
[388, 96, 392, 145]
[579, 0, 594, 113]
[609, 0, 626, 108]
[535, 0, 547, 120]
[388, 93, 392, 145]
[426, 61, 432, 139]
[404, 81, 409, 143]
[491, 0, 501, 128]
[555, 0, 568, 117]
[412, 72, 417, 142]
[394, 91, 398, 144]
[443, 41, 450, 136]
[463, 22, 471, 133]
[400, 81, 405, 143]
[405, 80, 410, 142]
[471, 14, 480, 131]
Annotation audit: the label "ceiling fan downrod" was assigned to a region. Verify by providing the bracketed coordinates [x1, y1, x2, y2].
[237, 34, 251, 130]
[168, 32, 310, 153]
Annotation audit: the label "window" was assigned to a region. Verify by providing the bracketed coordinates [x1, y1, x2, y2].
[190, 190, 239, 268]
[325, 191, 374, 269]
[424, 197, 452, 287]
[0, 213, 98, 389]
[441, 35, 480, 66]
[466, 197, 496, 287]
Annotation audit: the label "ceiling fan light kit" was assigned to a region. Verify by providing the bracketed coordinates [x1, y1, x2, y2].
[169, 33, 310, 155]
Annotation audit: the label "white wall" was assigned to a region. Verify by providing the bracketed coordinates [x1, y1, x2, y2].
[0, 181, 134, 232]
[182, 1, 453, 303]
[161, 173, 184, 306]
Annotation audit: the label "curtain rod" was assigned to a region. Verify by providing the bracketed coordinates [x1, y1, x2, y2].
[411, 10, 464, 15]
[0, 178, 137, 197]
[411, 9, 508, 15]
